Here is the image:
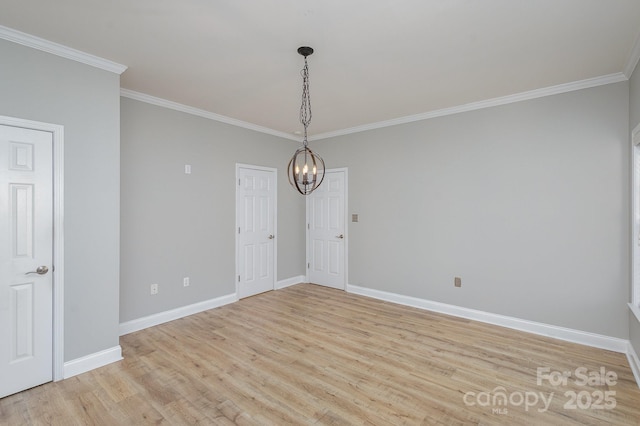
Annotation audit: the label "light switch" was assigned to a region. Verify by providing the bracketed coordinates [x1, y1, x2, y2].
[185, 164, 192, 174]
[352, 214, 359, 222]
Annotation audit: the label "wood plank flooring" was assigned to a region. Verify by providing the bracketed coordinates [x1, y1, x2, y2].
[1, 284, 639, 425]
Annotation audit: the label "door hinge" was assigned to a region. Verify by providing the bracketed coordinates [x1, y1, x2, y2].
[307, 263, 310, 269]
[238, 275, 240, 282]
[307, 223, 310, 230]
[238, 227, 240, 234]
[238, 178, 241, 186]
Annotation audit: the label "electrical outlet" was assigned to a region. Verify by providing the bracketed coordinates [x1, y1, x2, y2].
[183, 277, 190, 287]
[454, 277, 462, 288]
[150, 283, 158, 295]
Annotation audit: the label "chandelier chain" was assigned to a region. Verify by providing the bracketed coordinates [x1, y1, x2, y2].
[299, 57, 312, 146]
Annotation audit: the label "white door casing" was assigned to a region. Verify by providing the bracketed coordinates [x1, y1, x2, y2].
[632, 123, 640, 310]
[236, 165, 277, 299]
[307, 169, 347, 290]
[0, 124, 57, 398]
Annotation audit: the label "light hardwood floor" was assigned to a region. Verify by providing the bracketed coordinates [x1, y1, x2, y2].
[1, 284, 639, 425]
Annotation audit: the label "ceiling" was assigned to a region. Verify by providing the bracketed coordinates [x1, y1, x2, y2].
[1, 0, 640, 138]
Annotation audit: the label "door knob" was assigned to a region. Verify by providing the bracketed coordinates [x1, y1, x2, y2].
[26, 266, 49, 275]
[336, 234, 344, 239]
[268, 234, 275, 239]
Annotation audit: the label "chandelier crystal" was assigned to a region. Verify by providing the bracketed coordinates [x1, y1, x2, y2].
[287, 46, 325, 195]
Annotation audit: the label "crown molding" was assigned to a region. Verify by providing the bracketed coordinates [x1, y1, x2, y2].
[1, 23, 634, 140]
[311, 73, 628, 141]
[624, 30, 640, 79]
[0, 25, 127, 75]
[124, 72, 626, 142]
[120, 89, 299, 141]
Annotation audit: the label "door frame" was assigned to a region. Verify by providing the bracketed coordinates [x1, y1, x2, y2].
[235, 163, 277, 297]
[305, 167, 348, 290]
[631, 123, 640, 315]
[0, 115, 64, 382]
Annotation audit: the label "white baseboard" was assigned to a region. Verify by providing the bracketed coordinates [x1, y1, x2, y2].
[276, 275, 305, 290]
[119, 293, 237, 336]
[63, 345, 122, 379]
[346, 285, 629, 354]
[119, 277, 304, 336]
[627, 342, 640, 389]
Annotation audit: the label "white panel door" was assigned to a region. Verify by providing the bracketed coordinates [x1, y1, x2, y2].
[308, 170, 346, 289]
[0, 125, 53, 398]
[237, 167, 276, 299]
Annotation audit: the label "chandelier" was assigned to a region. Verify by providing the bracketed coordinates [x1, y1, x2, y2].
[287, 46, 325, 195]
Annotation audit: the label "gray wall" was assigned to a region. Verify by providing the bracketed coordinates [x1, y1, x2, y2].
[630, 60, 640, 355]
[317, 82, 630, 338]
[0, 40, 121, 361]
[2, 33, 633, 362]
[119, 98, 305, 322]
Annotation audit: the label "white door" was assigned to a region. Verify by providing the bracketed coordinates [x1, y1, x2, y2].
[307, 169, 347, 289]
[0, 125, 53, 398]
[237, 166, 276, 299]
